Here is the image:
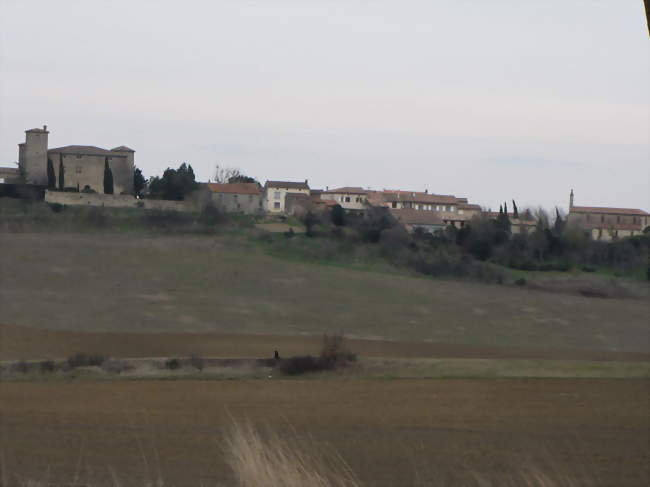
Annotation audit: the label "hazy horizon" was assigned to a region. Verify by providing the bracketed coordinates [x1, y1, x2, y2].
[1, 0, 648, 212]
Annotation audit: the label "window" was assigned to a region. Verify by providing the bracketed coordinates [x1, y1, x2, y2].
[249, 195, 253, 202]
[76, 155, 82, 159]
[601, 215, 604, 223]
[345, 196, 351, 202]
[391, 202, 397, 208]
[616, 216, 620, 223]
[274, 202, 280, 209]
[75, 166, 82, 174]
[274, 191, 281, 199]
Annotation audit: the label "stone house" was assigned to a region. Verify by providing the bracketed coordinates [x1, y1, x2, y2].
[320, 187, 369, 212]
[264, 180, 310, 213]
[15, 126, 135, 194]
[567, 190, 649, 241]
[207, 182, 263, 214]
[390, 209, 447, 233]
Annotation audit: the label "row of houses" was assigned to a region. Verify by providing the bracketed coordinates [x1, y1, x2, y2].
[3, 126, 648, 242]
[206, 181, 649, 241]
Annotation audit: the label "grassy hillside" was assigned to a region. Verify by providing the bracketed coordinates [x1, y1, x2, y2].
[1, 232, 648, 352]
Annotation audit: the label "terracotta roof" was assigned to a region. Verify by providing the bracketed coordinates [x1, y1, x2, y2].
[323, 186, 368, 195]
[265, 180, 310, 190]
[459, 203, 482, 211]
[570, 206, 649, 216]
[381, 191, 459, 205]
[390, 209, 446, 226]
[207, 183, 261, 195]
[111, 146, 135, 152]
[48, 145, 126, 157]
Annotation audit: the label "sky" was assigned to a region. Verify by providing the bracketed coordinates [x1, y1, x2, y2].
[1, 0, 648, 212]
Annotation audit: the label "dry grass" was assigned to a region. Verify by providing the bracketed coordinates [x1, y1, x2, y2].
[223, 418, 360, 487]
[1, 232, 649, 352]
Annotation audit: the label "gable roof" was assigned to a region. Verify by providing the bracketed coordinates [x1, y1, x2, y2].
[570, 206, 649, 216]
[380, 190, 459, 205]
[207, 183, 261, 195]
[48, 145, 126, 157]
[265, 180, 310, 190]
[323, 186, 368, 195]
[390, 209, 446, 226]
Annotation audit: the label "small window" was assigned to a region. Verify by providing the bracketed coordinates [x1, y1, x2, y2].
[75, 166, 82, 174]
[616, 216, 620, 223]
[76, 155, 82, 159]
[345, 196, 350, 202]
[391, 202, 397, 209]
[249, 195, 253, 202]
[274, 202, 280, 209]
[601, 215, 604, 223]
[274, 191, 281, 200]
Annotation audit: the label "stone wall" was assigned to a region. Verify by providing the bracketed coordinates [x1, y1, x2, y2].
[45, 190, 192, 212]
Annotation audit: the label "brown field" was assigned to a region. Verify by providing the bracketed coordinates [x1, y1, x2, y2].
[3, 322, 649, 363]
[1, 379, 648, 486]
[1, 228, 648, 486]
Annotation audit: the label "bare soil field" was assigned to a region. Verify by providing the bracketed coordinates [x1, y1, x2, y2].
[1, 379, 648, 486]
[1, 233, 649, 353]
[2, 322, 649, 363]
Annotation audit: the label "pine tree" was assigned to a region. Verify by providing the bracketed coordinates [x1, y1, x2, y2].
[47, 158, 56, 189]
[103, 158, 114, 194]
[58, 155, 64, 190]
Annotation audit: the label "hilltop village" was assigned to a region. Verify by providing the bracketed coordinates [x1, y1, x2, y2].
[1, 125, 648, 241]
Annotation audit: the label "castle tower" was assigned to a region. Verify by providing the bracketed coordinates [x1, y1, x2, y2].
[110, 146, 135, 194]
[19, 126, 49, 186]
[569, 189, 574, 209]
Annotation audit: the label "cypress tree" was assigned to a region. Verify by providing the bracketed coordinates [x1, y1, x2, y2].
[47, 158, 56, 189]
[504, 202, 508, 215]
[512, 200, 519, 219]
[103, 158, 114, 194]
[58, 155, 64, 190]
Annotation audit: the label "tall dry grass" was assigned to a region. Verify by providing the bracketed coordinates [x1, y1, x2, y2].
[1, 420, 603, 487]
[223, 418, 360, 487]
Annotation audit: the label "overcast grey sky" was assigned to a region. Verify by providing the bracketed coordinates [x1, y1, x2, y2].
[1, 0, 648, 211]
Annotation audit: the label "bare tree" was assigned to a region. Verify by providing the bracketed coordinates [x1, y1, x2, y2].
[213, 164, 241, 184]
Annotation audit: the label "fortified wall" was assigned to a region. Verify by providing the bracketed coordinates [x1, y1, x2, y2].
[44, 191, 193, 212]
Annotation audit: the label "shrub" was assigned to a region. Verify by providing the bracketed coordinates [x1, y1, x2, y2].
[48, 202, 65, 213]
[10, 361, 30, 374]
[165, 358, 181, 370]
[101, 359, 132, 374]
[279, 355, 323, 376]
[279, 334, 356, 376]
[67, 353, 106, 368]
[39, 360, 56, 373]
[189, 354, 205, 371]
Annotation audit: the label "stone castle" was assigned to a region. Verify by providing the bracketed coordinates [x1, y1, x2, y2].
[15, 126, 135, 194]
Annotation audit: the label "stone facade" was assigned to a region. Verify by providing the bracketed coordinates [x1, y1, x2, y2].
[320, 187, 369, 211]
[16, 126, 135, 194]
[264, 180, 310, 213]
[45, 190, 191, 211]
[207, 182, 263, 214]
[567, 190, 649, 241]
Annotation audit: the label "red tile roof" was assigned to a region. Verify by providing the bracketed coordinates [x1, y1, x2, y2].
[48, 145, 126, 157]
[570, 206, 649, 216]
[207, 183, 261, 195]
[323, 186, 368, 195]
[265, 180, 310, 190]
